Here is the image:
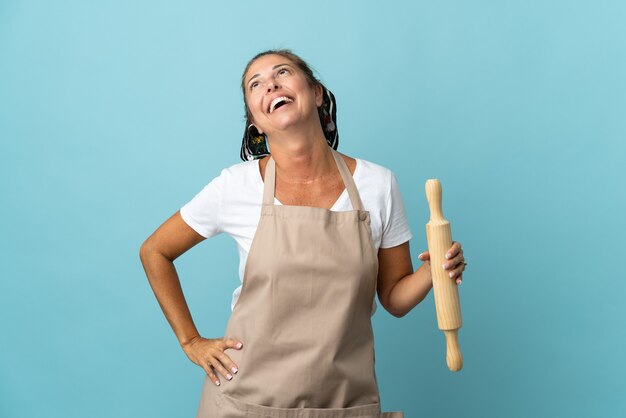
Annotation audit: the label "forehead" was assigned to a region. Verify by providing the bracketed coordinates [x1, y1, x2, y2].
[245, 54, 297, 81]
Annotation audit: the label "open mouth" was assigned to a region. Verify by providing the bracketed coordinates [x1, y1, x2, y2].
[269, 96, 294, 113]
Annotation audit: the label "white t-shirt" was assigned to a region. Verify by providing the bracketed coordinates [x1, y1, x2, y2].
[180, 157, 413, 311]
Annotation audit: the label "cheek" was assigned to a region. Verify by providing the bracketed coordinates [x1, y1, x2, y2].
[247, 96, 264, 117]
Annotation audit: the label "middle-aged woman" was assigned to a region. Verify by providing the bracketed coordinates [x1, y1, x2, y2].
[140, 49, 467, 418]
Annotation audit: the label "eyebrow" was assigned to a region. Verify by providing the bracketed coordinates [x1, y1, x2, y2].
[247, 63, 292, 86]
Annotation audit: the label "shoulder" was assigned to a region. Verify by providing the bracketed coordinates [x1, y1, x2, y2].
[201, 159, 260, 192]
[219, 159, 260, 179]
[190, 159, 260, 201]
[335, 151, 393, 182]
[355, 157, 393, 177]
[353, 157, 396, 190]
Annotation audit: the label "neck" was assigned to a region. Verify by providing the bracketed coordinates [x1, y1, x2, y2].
[267, 127, 335, 184]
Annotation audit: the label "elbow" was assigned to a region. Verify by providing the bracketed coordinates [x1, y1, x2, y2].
[381, 298, 409, 318]
[388, 294, 428, 318]
[139, 238, 154, 264]
[388, 308, 409, 318]
[140, 237, 175, 266]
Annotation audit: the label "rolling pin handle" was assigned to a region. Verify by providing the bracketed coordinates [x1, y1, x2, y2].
[425, 179, 444, 221]
[444, 329, 463, 372]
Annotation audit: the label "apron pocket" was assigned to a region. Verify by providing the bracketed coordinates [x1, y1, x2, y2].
[219, 393, 386, 418]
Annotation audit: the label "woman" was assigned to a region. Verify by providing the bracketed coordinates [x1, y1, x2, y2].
[140, 50, 466, 418]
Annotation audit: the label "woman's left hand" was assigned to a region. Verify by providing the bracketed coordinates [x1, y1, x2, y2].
[418, 241, 467, 285]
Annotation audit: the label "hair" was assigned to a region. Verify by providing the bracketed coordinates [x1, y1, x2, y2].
[241, 49, 323, 125]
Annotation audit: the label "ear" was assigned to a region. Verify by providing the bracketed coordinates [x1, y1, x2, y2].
[314, 84, 324, 108]
[249, 121, 264, 135]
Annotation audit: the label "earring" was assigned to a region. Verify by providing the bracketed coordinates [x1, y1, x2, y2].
[248, 124, 265, 145]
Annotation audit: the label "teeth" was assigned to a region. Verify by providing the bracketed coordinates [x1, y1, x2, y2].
[269, 96, 293, 113]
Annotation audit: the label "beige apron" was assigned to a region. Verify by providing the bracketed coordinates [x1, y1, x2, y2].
[196, 149, 403, 418]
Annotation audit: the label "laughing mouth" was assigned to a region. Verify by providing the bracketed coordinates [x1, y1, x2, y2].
[269, 96, 294, 113]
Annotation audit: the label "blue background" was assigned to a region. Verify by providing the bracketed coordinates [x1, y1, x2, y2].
[1, 1, 625, 417]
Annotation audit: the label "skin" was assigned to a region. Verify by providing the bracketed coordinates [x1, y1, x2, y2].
[139, 53, 467, 387]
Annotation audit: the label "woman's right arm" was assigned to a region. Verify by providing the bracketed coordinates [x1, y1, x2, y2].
[139, 211, 242, 386]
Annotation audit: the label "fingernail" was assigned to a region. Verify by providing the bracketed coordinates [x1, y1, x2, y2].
[231, 367, 238, 374]
[226, 373, 233, 380]
[236, 342, 242, 349]
[456, 279, 462, 285]
[449, 271, 455, 278]
[215, 380, 221, 386]
[442, 264, 447, 270]
[445, 254, 451, 259]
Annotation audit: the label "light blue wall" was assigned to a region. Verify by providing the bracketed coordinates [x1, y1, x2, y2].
[1, 1, 624, 417]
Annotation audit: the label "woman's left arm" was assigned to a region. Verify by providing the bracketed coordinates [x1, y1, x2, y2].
[377, 241, 465, 317]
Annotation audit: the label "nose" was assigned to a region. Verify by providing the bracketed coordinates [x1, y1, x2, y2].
[266, 80, 279, 93]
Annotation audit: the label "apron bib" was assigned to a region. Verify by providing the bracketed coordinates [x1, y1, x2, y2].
[196, 149, 403, 418]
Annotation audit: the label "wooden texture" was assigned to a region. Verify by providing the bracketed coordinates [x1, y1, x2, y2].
[425, 179, 463, 372]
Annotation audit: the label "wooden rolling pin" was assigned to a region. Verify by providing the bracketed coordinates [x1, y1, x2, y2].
[425, 179, 463, 372]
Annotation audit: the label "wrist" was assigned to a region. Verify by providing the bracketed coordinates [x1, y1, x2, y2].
[179, 333, 201, 348]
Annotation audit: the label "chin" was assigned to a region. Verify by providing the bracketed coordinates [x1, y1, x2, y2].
[268, 116, 302, 132]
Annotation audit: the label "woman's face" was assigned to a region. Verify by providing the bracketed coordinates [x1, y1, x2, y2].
[244, 54, 323, 136]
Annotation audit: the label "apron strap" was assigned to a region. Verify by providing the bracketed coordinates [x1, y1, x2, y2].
[263, 156, 277, 206]
[330, 148, 364, 211]
[262, 149, 364, 211]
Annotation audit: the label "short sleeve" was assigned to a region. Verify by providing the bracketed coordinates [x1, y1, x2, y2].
[380, 172, 413, 248]
[179, 171, 225, 239]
